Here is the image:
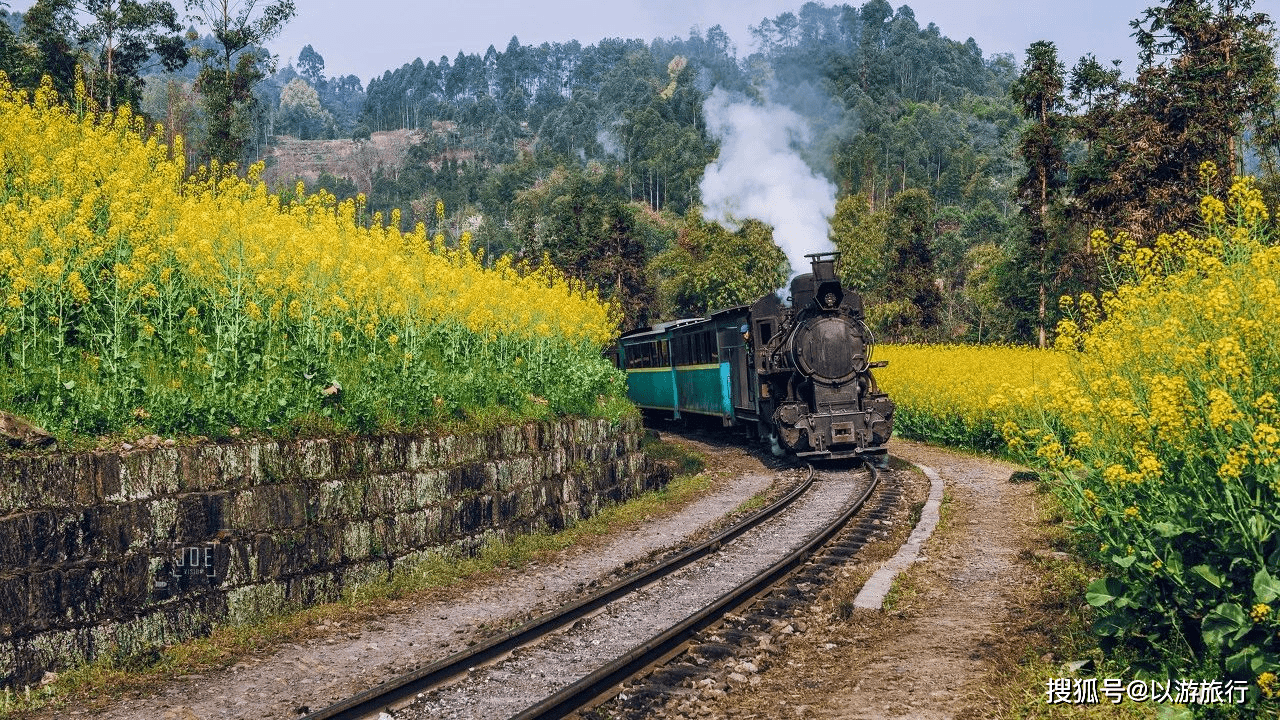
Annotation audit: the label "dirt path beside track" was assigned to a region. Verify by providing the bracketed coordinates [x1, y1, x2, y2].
[671, 438, 1045, 720]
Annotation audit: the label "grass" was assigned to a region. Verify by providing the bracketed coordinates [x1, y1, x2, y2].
[0, 437, 710, 718]
[881, 572, 924, 612]
[732, 493, 768, 514]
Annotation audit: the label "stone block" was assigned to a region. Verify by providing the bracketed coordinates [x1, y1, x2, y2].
[221, 541, 257, 586]
[495, 490, 520, 524]
[225, 582, 287, 626]
[226, 489, 259, 531]
[412, 470, 448, 507]
[0, 512, 30, 567]
[392, 508, 432, 551]
[286, 572, 339, 607]
[175, 492, 232, 543]
[93, 452, 122, 502]
[318, 479, 362, 520]
[340, 560, 388, 593]
[29, 511, 66, 566]
[0, 572, 29, 637]
[23, 456, 77, 511]
[270, 485, 307, 528]
[364, 473, 413, 515]
[341, 521, 372, 562]
[0, 458, 33, 515]
[26, 569, 65, 633]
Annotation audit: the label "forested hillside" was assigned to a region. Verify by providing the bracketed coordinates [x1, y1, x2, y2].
[2, 0, 1274, 343]
[305, 1, 1023, 334]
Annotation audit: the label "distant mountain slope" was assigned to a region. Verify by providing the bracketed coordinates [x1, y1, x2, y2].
[261, 129, 422, 194]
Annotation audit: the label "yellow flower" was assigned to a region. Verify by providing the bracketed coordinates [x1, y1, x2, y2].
[1208, 388, 1242, 432]
[1251, 603, 1272, 623]
[1259, 671, 1278, 699]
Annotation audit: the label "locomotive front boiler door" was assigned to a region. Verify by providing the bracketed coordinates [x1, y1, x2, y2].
[792, 316, 865, 383]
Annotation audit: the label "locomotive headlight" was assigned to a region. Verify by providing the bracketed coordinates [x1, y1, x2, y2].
[823, 292, 837, 308]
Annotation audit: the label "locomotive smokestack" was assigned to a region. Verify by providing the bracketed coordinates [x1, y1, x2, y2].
[808, 252, 839, 282]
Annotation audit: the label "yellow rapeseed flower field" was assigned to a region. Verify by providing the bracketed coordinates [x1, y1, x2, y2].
[874, 171, 1280, 704]
[873, 343, 1067, 451]
[0, 76, 623, 435]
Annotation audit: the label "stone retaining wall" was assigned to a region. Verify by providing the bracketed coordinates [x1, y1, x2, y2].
[0, 416, 662, 688]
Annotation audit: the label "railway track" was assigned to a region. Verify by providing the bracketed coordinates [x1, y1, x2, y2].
[303, 461, 884, 720]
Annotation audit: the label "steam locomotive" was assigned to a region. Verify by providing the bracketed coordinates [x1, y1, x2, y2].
[617, 252, 894, 466]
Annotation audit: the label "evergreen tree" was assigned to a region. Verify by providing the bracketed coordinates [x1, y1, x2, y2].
[77, 0, 188, 111]
[1010, 40, 1068, 348]
[877, 188, 942, 338]
[296, 42, 322, 84]
[1075, 0, 1279, 237]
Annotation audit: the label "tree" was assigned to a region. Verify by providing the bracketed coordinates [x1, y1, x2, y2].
[0, 2, 24, 84]
[277, 77, 331, 139]
[296, 42, 322, 84]
[75, 0, 188, 111]
[1067, 53, 1121, 117]
[649, 211, 787, 318]
[184, 0, 296, 164]
[1011, 40, 1068, 347]
[511, 164, 656, 328]
[962, 242, 1012, 343]
[829, 193, 887, 294]
[878, 188, 942, 338]
[1075, 0, 1279, 237]
[15, 0, 80, 96]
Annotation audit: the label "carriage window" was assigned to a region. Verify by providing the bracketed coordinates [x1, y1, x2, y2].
[708, 332, 719, 363]
[659, 340, 670, 366]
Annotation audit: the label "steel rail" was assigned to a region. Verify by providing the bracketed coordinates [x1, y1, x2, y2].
[302, 462, 816, 720]
[512, 463, 880, 720]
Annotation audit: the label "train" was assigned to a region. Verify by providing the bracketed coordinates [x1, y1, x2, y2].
[616, 252, 894, 467]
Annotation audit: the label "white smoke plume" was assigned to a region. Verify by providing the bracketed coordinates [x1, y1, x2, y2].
[699, 87, 837, 285]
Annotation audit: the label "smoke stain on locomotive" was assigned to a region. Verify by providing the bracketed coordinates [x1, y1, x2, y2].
[619, 253, 894, 468]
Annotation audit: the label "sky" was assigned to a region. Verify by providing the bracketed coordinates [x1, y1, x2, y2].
[14, 0, 1276, 87]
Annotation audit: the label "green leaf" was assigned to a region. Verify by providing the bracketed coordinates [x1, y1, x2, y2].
[1255, 568, 1280, 603]
[1250, 515, 1271, 544]
[1252, 651, 1280, 675]
[1152, 521, 1185, 537]
[1092, 610, 1130, 637]
[1086, 577, 1126, 607]
[1225, 645, 1259, 676]
[62, 380, 75, 390]
[1156, 705, 1193, 720]
[1191, 564, 1224, 589]
[1111, 554, 1137, 568]
[1202, 603, 1249, 648]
